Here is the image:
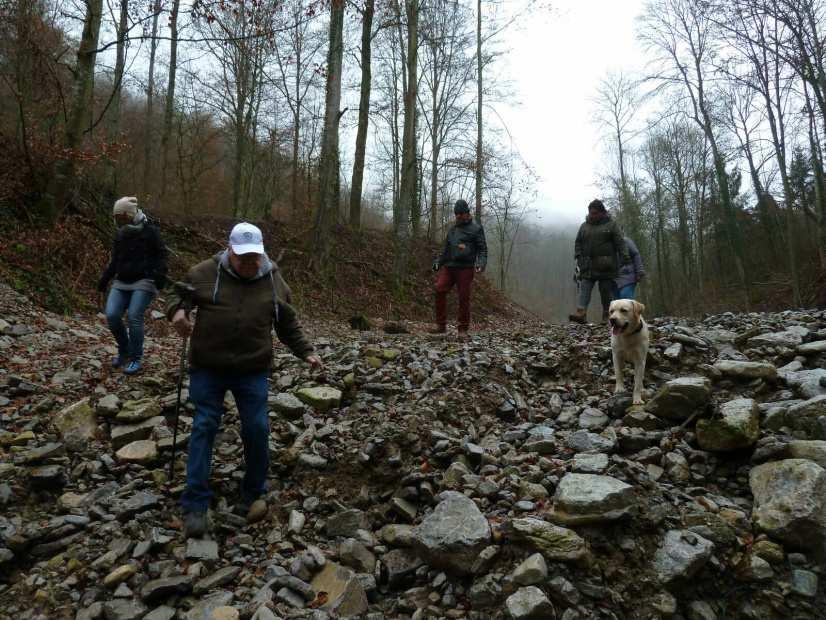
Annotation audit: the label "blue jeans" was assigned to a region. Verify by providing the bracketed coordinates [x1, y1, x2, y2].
[105, 288, 156, 360]
[181, 368, 270, 513]
[615, 283, 637, 300]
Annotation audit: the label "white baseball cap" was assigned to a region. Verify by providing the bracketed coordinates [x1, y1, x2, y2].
[229, 222, 264, 255]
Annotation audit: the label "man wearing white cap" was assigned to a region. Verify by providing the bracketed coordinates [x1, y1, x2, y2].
[166, 222, 321, 537]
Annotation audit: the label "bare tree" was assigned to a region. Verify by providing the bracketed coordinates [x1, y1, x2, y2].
[142, 0, 163, 198]
[106, 0, 130, 193]
[159, 0, 182, 199]
[349, 0, 375, 229]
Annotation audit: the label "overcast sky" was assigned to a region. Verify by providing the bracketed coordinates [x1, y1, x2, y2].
[497, 0, 647, 226]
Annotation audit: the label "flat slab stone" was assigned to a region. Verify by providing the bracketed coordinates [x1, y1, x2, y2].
[652, 530, 714, 584]
[295, 387, 342, 412]
[115, 440, 158, 464]
[111, 416, 166, 451]
[551, 473, 635, 525]
[572, 453, 609, 473]
[186, 538, 219, 561]
[505, 518, 587, 562]
[310, 561, 368, 617]
[713, 360, 777, 381]
[644, 377, 711, 421]
[798, 340, 826, 355]
[412, 491, 491, 575]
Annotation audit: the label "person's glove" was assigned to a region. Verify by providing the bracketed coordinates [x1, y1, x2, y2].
[573, 264, 581, 282]
[432, 260, 441, 272]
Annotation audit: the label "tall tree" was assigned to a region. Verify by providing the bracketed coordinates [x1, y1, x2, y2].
[313, 0, 345, 254]
[48, 0, 104, 221]
[107, 0, 130, 193]
[349, 0, 375, 229]
[142, 0, 163, 198]
[159, 0, 182, 199]
[475, 0, 483, 223]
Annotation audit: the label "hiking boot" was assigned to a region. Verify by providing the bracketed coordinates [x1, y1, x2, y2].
[233, 498, 268, 523]
[429, 324, 447, 334]
[568, 308, 587, 324]
[123, 360, 142, 375]
[183, 511, 208, 538]
[111, 355, 126, 369]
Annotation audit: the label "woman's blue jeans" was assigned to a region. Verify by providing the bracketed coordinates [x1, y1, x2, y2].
[181, 368, 270, 513]
[105, 288, 156, 360]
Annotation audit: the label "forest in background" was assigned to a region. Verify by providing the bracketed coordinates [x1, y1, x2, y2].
[1, 0, 825, 322]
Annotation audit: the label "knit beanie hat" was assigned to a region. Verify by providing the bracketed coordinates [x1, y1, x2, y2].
[588, 199, 606, 213]
[454, 199, 470, 215]
[113, 196, 139, 216]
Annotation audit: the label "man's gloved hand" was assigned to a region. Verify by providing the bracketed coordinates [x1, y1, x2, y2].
[172, 308, 193, 338]
[432, 260, 441, 272]
[573, 264, 581, 282]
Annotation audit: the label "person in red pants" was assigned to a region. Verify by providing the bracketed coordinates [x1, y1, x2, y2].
[432, 200, 487, 337]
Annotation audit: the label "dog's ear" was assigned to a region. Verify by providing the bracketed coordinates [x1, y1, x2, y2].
[633, 300, 645, 320]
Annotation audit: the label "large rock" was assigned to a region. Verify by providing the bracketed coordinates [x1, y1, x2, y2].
[784, 369, 826, 399]
[567, 429, 616, 453]
[96, 394, 121, 418]
[652, 530, 715, 585]
[111, 416, 166, 450]
[412, 491, 491, 575]
[183, 591, 234, 620]
[326, 509, 370, 538]
[551, 474, 635, 525]
[644, 377, 711, 421]
[54, 398, 98, 449]
[750, 459, 826, 555]
[310, 561, 368, 617]
[103, 600, 148, 620]
[505, 586, 555, 620]
[798, 340, 826, 355]
[115, 398, 162, 423]
[270, 393, 305, 418]
[696, 398, 759, 452]
[141, 575, 194, 604]
[295, 387, 342, 412]
[115, 440, 158, 464]
[512, 553, 548, 586]
[713, 360, 778, 381]
[748, 330, 804, 348]
[505, 518, 587, 562]
[785, 396, 826, 438]
[788, 440, 826, 468]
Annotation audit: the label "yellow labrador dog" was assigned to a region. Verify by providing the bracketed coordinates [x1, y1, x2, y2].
[608, 299, 649, 404]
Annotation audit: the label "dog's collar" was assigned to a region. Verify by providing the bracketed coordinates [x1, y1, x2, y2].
[629, 319, 645, 335]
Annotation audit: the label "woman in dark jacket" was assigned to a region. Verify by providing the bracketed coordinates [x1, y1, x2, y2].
[569, 199, 629, 324]
[98, 196, 168, 374]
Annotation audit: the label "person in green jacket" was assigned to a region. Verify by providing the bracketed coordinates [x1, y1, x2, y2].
[569, 199, 630, 324]
[166, 222, 321, 538]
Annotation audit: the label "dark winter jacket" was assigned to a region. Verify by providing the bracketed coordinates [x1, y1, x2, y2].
[165, 252, 313, 374]
[574, 213, 629, 280]
[438, 220, 488, 269]
[615, 237, 645, 289]
[98, 223, 168, 291]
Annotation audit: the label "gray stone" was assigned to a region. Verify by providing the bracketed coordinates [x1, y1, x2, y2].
[696, 398, 759, 451]
[547, 576, 580, 606]
[54, 398, 98, 449]
[115, 398, 162, 423]
[390, 497, 418, 522]
[468, 573, 502, 609]
[103, 600, 149, 620]
[183, 591, 234, 620]
[412, 491, 491, 575]
[664, 342, 683, 360]
[505, 586, 555, 620]
[567, 429, 616, 453]
[271, 393, 306, 418]
[785, 396, 826, 437]
[798, 340, 826, 355]
[750, 459, 826, 555]
[28, 464, 66, 489]
[186, 539, 219, 561]
[194, 565, 242, 596]
[652, 530, 715, 584]
[790, 569, 818, 597]
[785, 368, 826, 399]
[310, 561, 368, 617]
[687, 601, 717, 620]
[551, 473, 635, 524]
[295, 387, 342, 412]
[141, 575, 194, 604]
[713, 360, 777, 381]
[112, 491, 160, 521]
[97, 394, 121, 417]
[115, 439, 158, 464]
[788, 440, 826, 468]
[505, 518, 587, 562]
[748, 331, 804, 348]
[339, 538, 376, 573]
[326, 509, 369, 538]
[288, 510, 306, 534]
[512, 553, 548, 586]
[645, 377, 711, 421]
[17, 441, 65, 464]
[578, 407, 609, 430]
[144, 606, 176, 620]
[572, 453, 609, 473]
[381, 548, 423, 588]
[111, 416, 166, 450]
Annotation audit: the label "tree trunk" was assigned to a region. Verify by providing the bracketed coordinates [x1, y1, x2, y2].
[160, 0, 181, 200]
[142, 0, 162, 200]
[106, 0, 129, 194]
[313, 0, 345, 256]
[394, 0, 418, 283]
[349, 0, 374, 229]
[48, 0, 103, 221]
[474, 0, 483, 223]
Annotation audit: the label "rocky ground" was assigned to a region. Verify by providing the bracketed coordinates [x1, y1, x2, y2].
[1, 281, 826, 620]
